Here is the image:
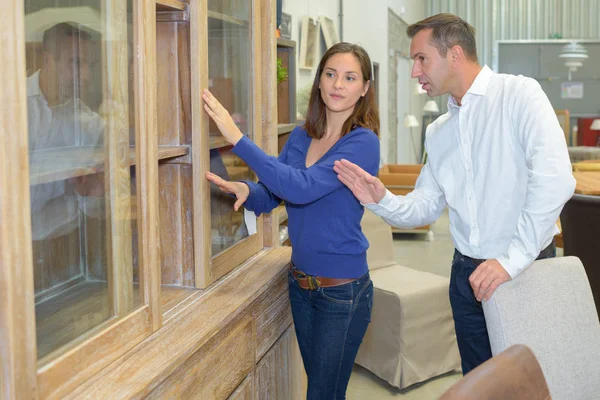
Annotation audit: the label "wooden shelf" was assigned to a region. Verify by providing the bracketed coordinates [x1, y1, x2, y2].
[35, 280, 200, 360]
[208, 10, 249, 27]
[273, 204, 287, 225]
[210, 135, 233, 150]
[276, 38, 296, 48]
[277, 123, 296, 135]
[156, 0, 186, 11]
[29, 145, 189, 185]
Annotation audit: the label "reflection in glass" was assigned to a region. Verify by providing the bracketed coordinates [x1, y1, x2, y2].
[25, 1, 140, 359]
[208, 7, 253, 255]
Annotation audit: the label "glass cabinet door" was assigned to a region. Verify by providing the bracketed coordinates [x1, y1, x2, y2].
[24, 0, 142, 360]
[207, 0, 255, 256]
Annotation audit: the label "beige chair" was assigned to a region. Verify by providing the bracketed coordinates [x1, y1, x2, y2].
[440, 344, 551, 400]
[355, 209, 460, 389]
[484, 256, 600, 400]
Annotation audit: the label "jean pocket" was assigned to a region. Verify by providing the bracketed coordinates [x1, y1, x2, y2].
[320, 284, 353, 304]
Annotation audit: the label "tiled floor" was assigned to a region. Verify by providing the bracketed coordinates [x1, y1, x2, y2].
[346, 210, 564, 399]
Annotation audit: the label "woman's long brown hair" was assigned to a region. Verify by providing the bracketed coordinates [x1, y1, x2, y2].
[304, 42, 380, 139]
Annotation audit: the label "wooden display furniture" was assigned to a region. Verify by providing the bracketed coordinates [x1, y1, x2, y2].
[1, 0, 305, 398]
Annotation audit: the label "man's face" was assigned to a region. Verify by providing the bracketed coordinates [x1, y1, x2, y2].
[410, 29, 453, 98]
[46, 36, 91, 102]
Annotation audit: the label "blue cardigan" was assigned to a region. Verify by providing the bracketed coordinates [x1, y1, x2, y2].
[233, 126, 380, 278]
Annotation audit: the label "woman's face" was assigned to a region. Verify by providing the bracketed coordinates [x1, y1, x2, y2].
[319, 52, 370, 117]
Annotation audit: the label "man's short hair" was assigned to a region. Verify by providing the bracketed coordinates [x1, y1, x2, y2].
[407, 13, 478, 63]
[42, 22, 92, 58]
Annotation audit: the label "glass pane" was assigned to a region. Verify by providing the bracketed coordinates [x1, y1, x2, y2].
[207, 5, 253, 255]
[208, 0, 249, 22]
[25, 0, 141, 359]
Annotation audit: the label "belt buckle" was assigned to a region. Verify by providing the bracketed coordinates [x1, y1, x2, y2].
[308, 276, 321, 290]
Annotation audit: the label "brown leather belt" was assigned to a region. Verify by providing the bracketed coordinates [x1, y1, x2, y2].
[289, 264, 356, 290]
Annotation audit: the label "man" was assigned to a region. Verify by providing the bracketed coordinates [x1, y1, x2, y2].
[334, 13, 575, 374]
[28, 22, 105, 244]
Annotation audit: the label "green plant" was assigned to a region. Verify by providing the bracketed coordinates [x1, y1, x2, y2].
[277, 57, 288, 85]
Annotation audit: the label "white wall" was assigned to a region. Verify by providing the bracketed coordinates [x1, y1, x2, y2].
[281, 0, 426, 164]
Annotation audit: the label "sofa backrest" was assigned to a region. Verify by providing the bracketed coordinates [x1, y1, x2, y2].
[483, 256, 600, 400]
[361, 209, 396, 271]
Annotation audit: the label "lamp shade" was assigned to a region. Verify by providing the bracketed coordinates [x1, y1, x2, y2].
[423, 100, 439, 113]
[591, 119, 600, 130]
[404, 114, 420, 128]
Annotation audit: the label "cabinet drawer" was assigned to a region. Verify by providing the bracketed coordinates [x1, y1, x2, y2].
[147, 317, 254, 399]
[254, 272, 292, 359]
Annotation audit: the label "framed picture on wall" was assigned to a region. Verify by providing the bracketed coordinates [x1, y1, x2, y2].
[279, 12, 292, 40]
[299, 16, 320, 69]
[318, 16, 339, 49]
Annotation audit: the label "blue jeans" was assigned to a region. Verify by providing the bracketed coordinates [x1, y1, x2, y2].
[449, 241, 556, 374]
[288, 270, 373, 400]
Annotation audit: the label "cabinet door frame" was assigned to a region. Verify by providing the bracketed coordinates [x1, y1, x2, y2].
[0, 0, 161, 398]
[192, 0, 266, 288]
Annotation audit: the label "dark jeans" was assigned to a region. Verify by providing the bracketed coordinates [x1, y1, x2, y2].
[288, 270, 373, 400]
[449, 241, 556, 375]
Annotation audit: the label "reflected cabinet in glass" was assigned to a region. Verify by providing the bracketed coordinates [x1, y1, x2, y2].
[207, 1, 255, 256]
[24, 0, 142, 359]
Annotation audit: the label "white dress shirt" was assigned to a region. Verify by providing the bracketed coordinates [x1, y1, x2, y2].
[28, 71, 105, 241]
[367, 65, 576, 278]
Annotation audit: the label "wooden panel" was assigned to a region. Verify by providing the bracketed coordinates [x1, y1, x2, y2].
[260, 0, 279, 248]
[133, 0, 161, 330]
[254, 271, 292, 360]
[63, 247, 291, 399]
[156, 18, 191, 146]
[158, 164, 194, 287]
[156, 0, 186, 11]
[147, 317, 254, 399]
[228, 373, 254, 400]
[28, 146, 188, 185]
[38, 307, 152, 399]
[101, 0, 134, 317]
[212, 233, 262, 281]
[0, 0, 38, 397]
[190, 0, 213, 288]
[255, 326, 305, 400]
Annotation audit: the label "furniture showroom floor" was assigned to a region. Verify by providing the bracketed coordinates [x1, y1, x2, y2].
[346, 209, 563, 399]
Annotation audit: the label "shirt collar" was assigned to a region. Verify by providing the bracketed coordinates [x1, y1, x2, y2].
[447, 65, 494, 110]
[27, 70, 43, 97]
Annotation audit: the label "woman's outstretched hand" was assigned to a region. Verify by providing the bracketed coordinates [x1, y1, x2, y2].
[202, 89, 244, 145]
[205, 171, 250, 211]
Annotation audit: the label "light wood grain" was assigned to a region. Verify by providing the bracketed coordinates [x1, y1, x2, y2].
[102, 0, 134, 320]
[228, 373, 254, 400]
[158, 164, 195, 287]
[37, 307, 151, 399]
[133, 0, 161, 331]
[260, 0, 279, 248]
[574, 171, 600, 196]
[29, 146, 188, 186]
[147, 317, 254, 399]
[255, 325, 304, 400]
[212, 234, 262, 282]
[156, 0, 186, 11]
[208, 10, 250, 26]
[63, 247, 291, 399]
[35, 281, 112, 360]
[253, 270, 293, 360]
[190, 0, 213, 288]
[0, 1, 38, 397]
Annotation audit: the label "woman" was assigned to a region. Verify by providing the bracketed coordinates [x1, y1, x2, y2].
[203, 42, 380, 399]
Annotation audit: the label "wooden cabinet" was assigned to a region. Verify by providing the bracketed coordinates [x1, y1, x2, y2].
[1, 0, 302, 398]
